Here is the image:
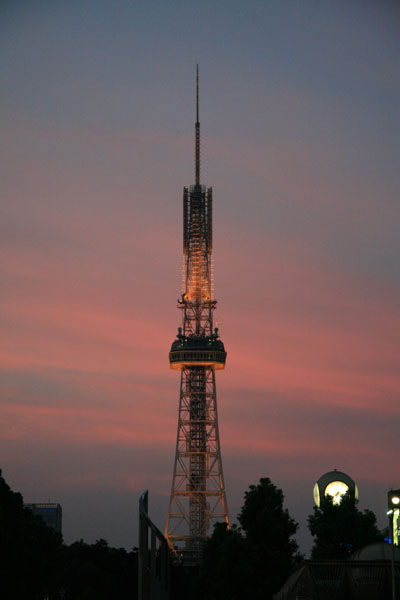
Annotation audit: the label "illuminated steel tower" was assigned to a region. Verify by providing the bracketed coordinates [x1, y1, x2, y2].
[165, 67, 229, 563]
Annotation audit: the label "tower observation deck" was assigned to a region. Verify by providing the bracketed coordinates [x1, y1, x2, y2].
[165, 67, 229, 564]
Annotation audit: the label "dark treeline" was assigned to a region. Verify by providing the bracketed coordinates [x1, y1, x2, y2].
[189, 479, 383, 600]
[0, 470, 137, 600]
[1, 470, 383, 600]
[308, 488, 383, 559]
[193, 477, 302, 600]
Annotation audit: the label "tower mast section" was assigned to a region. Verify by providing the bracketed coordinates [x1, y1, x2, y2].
[195, 64, 200, 186]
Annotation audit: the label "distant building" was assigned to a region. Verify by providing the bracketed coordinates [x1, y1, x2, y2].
[25, 503, 62, 533]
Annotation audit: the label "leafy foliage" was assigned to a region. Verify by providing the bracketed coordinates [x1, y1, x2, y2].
[308, 489, 383, 559]
[0, 469, 64, 598]
[0, 469, 137, 599]
[198, 477, 301, 600]
[197, 523, 247, 600]
[62, 538, 137, 599]
[238, 478, 301, 599]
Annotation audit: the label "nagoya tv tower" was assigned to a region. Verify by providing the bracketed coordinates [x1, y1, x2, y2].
[165, 66, 229, 564]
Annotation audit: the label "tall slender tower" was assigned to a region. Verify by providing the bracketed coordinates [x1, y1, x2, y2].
[165, 67, 229, 564]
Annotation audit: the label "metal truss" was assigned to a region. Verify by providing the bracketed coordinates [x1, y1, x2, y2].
[165, 366, 229, 563]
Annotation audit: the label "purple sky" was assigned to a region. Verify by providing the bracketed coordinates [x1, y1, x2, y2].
[1, 1, 399, 554]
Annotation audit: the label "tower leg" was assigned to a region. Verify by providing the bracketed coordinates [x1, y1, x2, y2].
[165, 366, 229, 564]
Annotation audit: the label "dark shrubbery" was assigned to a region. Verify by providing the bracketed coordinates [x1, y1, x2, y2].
[0, 469, 64, 598]
[197, 478, 302, 600]
[0, 470, 137, 600]
[308, 489, 383, 559]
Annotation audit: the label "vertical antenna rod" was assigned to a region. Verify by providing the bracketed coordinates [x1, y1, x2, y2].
[195, 64, 200, 186]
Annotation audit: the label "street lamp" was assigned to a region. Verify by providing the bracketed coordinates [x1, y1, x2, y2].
[388, 490, 400, 545]
[388, 489, 400, 600]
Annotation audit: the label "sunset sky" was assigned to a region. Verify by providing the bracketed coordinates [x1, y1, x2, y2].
[1, 1, 399, 554]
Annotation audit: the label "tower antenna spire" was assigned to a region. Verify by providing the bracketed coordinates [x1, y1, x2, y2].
[195, 64, 200, 186]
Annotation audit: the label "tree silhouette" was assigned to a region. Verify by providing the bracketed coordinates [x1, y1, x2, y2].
[198, 477, 300, 600]
[0, 470, 138, 599]
[308, 489, 383, 559]
[238, 477, 300, 600]
[62, 538, 137, 599]
[197, 523, 247, 600]
[0, 469, 63, 598]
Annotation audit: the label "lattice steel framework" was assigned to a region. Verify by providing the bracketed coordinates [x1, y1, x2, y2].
[165, 67, 229, 564]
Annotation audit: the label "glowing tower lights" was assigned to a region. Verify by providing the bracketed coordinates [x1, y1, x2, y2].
[165, 67, 229, 564]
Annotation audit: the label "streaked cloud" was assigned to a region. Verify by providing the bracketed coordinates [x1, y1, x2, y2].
[1, 0, 399, 554]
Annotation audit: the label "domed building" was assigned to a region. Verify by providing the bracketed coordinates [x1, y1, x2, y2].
[313, 469, 358, 506]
